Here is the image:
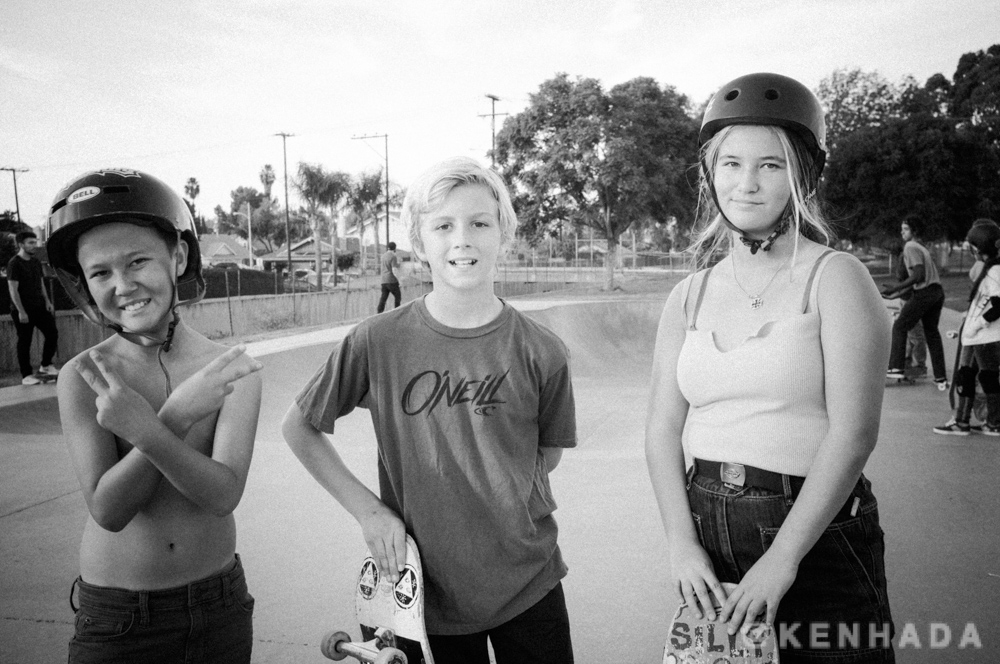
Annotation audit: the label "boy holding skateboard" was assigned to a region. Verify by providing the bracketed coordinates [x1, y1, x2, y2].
[284, 157, 577, 664]
[47, 169, 263, 663]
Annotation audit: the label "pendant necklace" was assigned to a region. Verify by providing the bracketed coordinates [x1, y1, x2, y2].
[731, 255, 791, 309]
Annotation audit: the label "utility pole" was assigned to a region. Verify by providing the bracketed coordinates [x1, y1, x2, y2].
[274, 132, 296, 309]
[352, 132, 390, 253]
[1, 167, 28, 223]
[479, 95, 507, 168]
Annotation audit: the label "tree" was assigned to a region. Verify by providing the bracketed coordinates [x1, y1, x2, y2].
[260, 164, 276, 200]
[321, 171, 352, 285]
[347, 170, 385, 274]
[495, 73, 699, 290]
[295, 162, 333, 286]
[815, 68, 910, 152]
[183, 177, 210, 234]
[949, 44, 1000, 135]
[822, 114, 1000, 245]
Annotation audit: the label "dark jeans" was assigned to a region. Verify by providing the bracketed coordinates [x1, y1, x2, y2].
[68, 555, 254, 664]
[689, 472, 895, 663]
[12, 307, 58, 377]
[377, 282, 401, 313]
[428, 582, 573, 664]
[889, 283, 946, 380]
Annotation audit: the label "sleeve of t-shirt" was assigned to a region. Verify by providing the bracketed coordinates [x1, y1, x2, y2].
[537, 359, 577, 449]
[7, 258, 25, 283]
[294, 329, 371, 434]
[902, 243, 925, 274]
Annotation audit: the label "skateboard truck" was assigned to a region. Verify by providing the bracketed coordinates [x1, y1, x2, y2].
[321, 627, 407, 664]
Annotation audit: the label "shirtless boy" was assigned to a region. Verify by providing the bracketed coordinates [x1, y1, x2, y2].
[47, 169, 262, 663]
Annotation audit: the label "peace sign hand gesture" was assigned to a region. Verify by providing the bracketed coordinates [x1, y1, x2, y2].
[74, 350, 160, 444]
[161, 345, 263, 432]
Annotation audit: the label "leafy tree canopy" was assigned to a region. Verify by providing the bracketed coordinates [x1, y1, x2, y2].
[494, 73, 698, 289]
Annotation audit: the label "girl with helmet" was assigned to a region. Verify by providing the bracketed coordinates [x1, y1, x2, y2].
[933, 218, 1000, 435]
[48, 169, 263, 663]
[645, 74, 895, 662]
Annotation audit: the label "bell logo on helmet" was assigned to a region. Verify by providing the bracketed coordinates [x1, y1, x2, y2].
[95, 168, 142, 178]
[68, 186, 101, 204]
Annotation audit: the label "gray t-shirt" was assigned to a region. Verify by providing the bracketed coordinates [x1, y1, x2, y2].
[903, 240, 940, 290]
[295, 297, 576, 634]
[380, 250, 399, 284]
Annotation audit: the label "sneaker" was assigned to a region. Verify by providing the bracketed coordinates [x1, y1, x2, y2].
[40, 364, 60, 376]
[933, 420, 971, 436]
[982, 424, 1000, 436]
[21, 375, 42, 385]
[934, 378, 949, 391]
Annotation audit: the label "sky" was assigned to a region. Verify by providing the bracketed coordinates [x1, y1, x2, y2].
[1, 0, 996, 232]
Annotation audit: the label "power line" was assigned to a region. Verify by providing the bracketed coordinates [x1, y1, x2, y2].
[479, 94, 508, 168]
[0, 167, 29, 222]
[351, 133, 390, 248]
[274, 132, 296, 308]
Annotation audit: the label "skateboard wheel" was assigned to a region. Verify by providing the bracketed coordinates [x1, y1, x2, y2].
[320, 630, 352, 660]
[374, 648, 407, 664]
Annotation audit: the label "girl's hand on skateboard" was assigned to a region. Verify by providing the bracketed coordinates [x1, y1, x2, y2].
[670, 539, 727, 621]
[75, 351, 159, 443]
[163, 345, 263, 430]
[360, 503, 407, 584]
[719, 547, 797, 636]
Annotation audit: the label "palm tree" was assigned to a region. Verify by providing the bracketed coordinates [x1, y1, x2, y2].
[348, 171, 385, 275]
[321, 171, 352, 286]
[295, 163, 331, 288]
[184, 177, 202, 230]
[259, 165, 276, 200]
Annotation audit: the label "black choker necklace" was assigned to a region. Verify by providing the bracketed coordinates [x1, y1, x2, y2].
[739, 219, 790, 255]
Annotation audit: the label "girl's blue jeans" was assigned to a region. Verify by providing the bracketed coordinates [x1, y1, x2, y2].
[688, 471, 895, 663]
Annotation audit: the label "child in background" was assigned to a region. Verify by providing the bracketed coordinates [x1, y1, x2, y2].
[934, 218, 1000, 435]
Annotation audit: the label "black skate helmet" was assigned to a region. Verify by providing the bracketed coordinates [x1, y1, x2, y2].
[967, 219, 1000, 259]
[46, 168, 205, 329]
[699, 73, 827, 254]
[700, 72, 827, 177]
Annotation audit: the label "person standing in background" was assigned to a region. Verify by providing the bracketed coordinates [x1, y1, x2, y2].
[377, 241, 401, 313]
[7, 231, 60, 384]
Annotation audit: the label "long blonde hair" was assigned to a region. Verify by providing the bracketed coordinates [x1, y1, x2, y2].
[687, 125, 833, 269]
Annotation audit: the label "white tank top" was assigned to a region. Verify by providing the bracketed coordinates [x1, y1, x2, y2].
[676, 250, 836, 476]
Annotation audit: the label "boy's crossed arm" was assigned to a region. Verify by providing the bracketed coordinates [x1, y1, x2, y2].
[63, 346, 262, 530]
[282, 404, 408, 583]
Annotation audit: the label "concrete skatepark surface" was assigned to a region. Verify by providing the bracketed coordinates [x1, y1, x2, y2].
[1, 294, 997, 663]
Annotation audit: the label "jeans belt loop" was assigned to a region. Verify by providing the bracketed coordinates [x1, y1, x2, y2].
[720, 461, 746, 488]
[138, 590, 150, 626]
[223, 564, 233, 607]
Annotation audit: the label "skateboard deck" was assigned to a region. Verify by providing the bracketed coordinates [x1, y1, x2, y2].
[663, 582, 778, 664]
[885, 369, 923, 386]
[31, 372, 57, 383]
[322, 535, 434, 664]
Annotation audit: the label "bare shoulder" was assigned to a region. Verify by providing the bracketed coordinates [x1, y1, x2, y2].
[57, 338, 119, 401]
[815, 250, 880, 298]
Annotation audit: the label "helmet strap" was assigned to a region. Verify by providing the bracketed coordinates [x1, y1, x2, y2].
[739, 218, 790, 255]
